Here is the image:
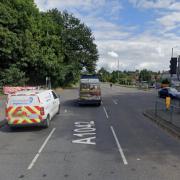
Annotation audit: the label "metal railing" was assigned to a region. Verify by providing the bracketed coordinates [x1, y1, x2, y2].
[155, 99, 180, 128]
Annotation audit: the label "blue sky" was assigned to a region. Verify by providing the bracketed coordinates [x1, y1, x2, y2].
[34, 0, 180, 71]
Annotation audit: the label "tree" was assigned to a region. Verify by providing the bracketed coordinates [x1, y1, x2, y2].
[0, 65, 28, 86]
[0, 1, 98, 87]
[139, 69, 152, 82]
[97, 67, 111, 82]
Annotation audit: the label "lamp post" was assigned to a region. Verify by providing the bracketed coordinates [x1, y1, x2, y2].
[118, 59, 120, 82]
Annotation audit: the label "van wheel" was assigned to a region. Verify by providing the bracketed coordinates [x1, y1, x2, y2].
[97, 101, 101, 106]
[44, 115, 50, 128]
[9, 126, 16, 131]
[57, 105, 60, 114]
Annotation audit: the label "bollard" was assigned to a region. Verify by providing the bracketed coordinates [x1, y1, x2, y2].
[165, 96, 171, 110]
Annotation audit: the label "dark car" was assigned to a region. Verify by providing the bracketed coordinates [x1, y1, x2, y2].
[158, 87, 180, 99]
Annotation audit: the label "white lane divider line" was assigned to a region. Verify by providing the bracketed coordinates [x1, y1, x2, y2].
[27, 128, 56, 170]
[110, 126, 128, 165]
[103, 106, 109, 119]
[113, 100, 118, 105]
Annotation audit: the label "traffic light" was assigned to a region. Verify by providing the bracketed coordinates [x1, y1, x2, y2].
[169, 57, 177, 75]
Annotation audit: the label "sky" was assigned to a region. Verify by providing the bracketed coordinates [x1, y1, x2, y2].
[34, 0, 180, 72]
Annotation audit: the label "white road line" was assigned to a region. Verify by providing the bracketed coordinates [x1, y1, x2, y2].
[27, 128, 56, 170]
[113, 100, 118, 105]
[103, 106, 109, 119]
[110, 126, 128, 165]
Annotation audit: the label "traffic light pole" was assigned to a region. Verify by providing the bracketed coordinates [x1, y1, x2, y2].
[177, 56, 180, 81]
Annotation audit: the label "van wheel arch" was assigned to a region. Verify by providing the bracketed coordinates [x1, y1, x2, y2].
[43, 114, 50, 128]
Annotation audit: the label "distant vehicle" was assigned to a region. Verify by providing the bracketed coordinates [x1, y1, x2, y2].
[158, 87, 180, 99]
[79, 75, 101, 105]
[6, 90, 60, 128]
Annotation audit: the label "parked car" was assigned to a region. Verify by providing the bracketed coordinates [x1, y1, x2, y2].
[6, 90, 60, 128]
[158, 87, 180, 99]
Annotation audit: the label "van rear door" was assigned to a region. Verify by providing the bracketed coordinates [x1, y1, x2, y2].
[6, 95, 42, 125]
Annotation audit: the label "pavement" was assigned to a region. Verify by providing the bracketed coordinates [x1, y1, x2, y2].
[0, 96, 6, 126]
[0, 84, 179, 180]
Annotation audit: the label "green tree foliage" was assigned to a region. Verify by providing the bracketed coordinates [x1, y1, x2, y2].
[0, 64, 28, 86]
[0, 1, 98, 87]
[98, 67, 158, 85]
[97, 67, 111, 82]
[139, 69, 152, 82]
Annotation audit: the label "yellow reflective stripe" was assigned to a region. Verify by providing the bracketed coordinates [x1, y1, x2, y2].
[34, 118, 41, 123]
[9, 118, 41, 124]
[30, 106, 40, 115]
[22, 107, 31, 115]
[17, 119, 24, 124]
[9, 119, 15, 124]
[8, 107, 16, 115]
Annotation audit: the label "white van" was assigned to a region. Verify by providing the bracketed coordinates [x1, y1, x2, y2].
[6, 90, 60, 128]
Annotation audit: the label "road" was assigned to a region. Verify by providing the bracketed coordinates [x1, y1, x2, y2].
[0, 84, 179, 180]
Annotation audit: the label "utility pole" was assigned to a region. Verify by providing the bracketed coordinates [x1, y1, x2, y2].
[118, 59, 120, 82]
[177, 56, 180, 81]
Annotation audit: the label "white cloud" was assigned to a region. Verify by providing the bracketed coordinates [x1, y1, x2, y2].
[129, 0, 176, 9]
[157, 12, 180, 31]
[96, 33, 180, 71]
[34, 0, 180, 72]
[108, 51, 119, 58]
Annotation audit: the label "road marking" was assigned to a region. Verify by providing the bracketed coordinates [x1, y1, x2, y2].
[103, 106, 109, 119]
[27, 128, 56, 170]
[72, 121, 96, 145]
[64, 109, 67, 113]
[72, 137, 96, 145]
[110, 126, 128, 165]
[113, 100, 118, 105]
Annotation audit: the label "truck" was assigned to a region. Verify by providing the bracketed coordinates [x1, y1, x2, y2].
[78, 75, 102, 106]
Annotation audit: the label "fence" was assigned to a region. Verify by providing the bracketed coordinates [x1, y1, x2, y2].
[155, 99, 180, 128]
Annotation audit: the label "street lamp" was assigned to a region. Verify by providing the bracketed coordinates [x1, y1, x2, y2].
[172, 46, 180, 57]
[118, 59, 120, 81]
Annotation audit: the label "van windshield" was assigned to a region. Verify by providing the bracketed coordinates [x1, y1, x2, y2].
[8, 95, 38, 106]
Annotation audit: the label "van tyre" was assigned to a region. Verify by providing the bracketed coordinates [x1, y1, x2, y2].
[44, 115, 50, 128]
[9, 126, 16, 131]
[57, 105, 60, 114]
[97, 101, 101, 106]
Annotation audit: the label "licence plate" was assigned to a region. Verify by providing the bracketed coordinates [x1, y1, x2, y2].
[28, 114, 39, 119]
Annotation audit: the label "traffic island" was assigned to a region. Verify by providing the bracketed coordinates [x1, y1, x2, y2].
[143, 109, 180, 138]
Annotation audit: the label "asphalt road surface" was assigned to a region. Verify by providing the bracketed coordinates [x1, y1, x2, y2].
[0, 84, 180, 180]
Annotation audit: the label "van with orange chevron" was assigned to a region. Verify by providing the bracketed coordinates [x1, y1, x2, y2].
[6, 90, 60, 128]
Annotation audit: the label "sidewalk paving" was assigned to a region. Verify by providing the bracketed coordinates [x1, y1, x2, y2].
[144, 109, 180, 138]
[0, 96, 7, 126]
